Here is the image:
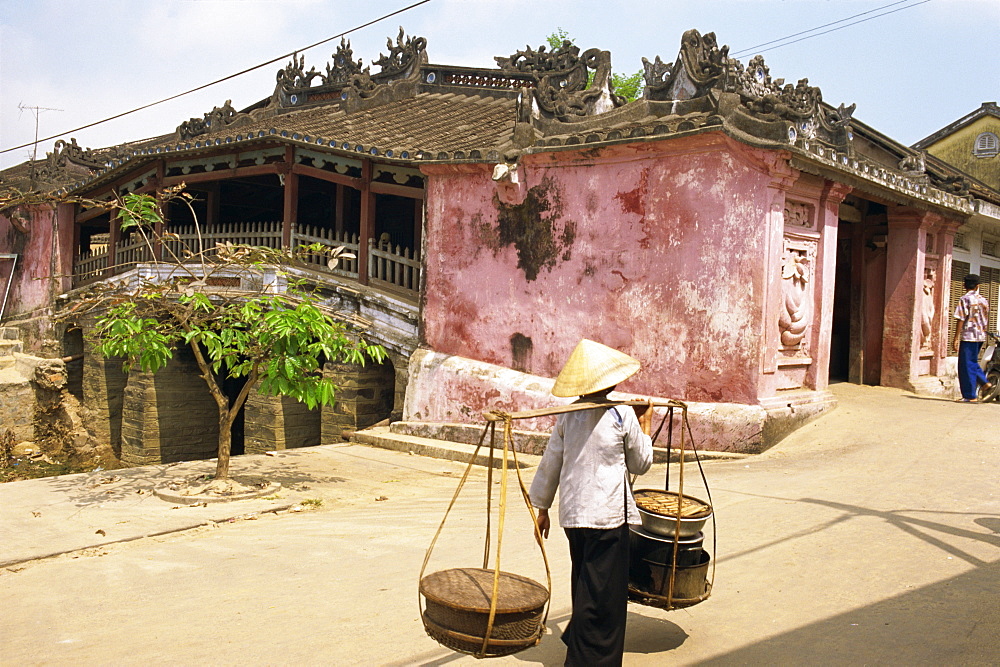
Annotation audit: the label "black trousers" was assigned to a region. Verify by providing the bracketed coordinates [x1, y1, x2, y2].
[562, 524, 630, 667]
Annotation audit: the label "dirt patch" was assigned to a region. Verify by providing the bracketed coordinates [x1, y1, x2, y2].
[153, 474, 280, 504]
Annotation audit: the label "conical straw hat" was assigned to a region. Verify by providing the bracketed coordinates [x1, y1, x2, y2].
[551, 339, 641, 397]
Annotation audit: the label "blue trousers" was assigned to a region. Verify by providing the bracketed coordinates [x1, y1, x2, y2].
[958, 341, 988, 400]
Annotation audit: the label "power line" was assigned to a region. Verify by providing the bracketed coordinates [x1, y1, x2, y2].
[732, 0, 931, 58]
[0, 0, 432, 157]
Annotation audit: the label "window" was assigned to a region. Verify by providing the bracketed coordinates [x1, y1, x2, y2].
[974, 132, 999, 158]
[984, 236, 1000, 259]
[954, 232, 969, 251]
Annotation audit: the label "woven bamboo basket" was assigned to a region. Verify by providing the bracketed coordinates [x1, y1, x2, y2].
[420, 567, 549, 657]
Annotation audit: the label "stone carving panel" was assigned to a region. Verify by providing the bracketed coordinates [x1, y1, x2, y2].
[920, 263, 937, 352]
[778, 238, 817, 352]
[784, 201, 814, 229]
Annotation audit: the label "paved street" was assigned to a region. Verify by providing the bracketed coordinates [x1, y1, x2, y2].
[1, 383, 998, 666]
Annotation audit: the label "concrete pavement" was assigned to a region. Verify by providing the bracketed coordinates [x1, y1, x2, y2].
[1, 383, 998, 665]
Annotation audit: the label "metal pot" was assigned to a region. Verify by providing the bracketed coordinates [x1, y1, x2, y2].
[634, 489, 712, 538]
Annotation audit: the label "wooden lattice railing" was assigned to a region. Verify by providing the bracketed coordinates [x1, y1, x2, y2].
[292, 224, 360, 280]
[369, 239, 421, 293]
[72, 220, 420, 299]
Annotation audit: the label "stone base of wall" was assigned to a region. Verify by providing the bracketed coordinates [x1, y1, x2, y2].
[120, 346, 218, 467]
[404, 349, 839, 454]
[322, 361, 395, 440]
[909, 356, 959, 399]
[245, 389, 321, 454]
[759, 390, 838, 451]
[0, 372, 34, 442]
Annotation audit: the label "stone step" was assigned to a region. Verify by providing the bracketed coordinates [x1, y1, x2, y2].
[351, 426, 541, 469]
[0, 339, 23, 357]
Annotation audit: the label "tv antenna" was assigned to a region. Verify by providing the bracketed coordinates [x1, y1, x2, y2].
[18, 103, 64, 184]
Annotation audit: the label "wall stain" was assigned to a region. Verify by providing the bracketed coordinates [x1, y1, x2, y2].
[493, 177, 576, 281]
[614, 167, 648, 217]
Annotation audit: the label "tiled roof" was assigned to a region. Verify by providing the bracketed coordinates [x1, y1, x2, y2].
[190, 92, 517, 156]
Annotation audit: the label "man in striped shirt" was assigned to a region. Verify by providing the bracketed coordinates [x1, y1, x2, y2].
[952, 273, 992, 402]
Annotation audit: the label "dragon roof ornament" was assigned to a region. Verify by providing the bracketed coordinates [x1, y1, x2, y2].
[272, 28, 427, 109]
[176, 100, 241, 140]
[28, 138, 125, 189]
[643, 29, 855, 147]
[495, 39, 621, 122]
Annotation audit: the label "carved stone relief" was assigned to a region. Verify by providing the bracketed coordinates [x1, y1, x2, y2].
[920, 264, 937, 352]
[784, 201, 814, 229]
[495, 39, 619, 120]
[779, 238, 817, 352]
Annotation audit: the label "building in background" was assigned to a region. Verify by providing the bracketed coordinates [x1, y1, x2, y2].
[914, 102, 1000, 339]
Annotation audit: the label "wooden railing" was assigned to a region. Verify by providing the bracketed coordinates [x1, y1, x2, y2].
[292, 224, 360, 280]
[163, 221, 283, 260]
[74, 249, 108, 285]
[115, 236, 153, 273]
[72, 220, 420, 300]
[369, 239, 421, 293]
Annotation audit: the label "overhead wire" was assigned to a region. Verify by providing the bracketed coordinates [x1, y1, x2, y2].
[0, 0, 432, 157]
[3, 0, 933, 159]
[732, 0, 931, 58]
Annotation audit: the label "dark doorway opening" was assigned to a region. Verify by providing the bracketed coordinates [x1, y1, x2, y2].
[220, 372, 247, 456]
[830, 223, 853, 382]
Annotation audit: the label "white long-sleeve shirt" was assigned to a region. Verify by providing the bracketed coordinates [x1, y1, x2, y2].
[529, 404, 653, 529]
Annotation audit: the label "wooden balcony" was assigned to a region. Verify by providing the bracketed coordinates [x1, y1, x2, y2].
[71, 220, 421, 300]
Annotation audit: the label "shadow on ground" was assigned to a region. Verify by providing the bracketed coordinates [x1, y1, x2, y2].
[698, 558, 1000, 665]
[36, 455, 348, 506]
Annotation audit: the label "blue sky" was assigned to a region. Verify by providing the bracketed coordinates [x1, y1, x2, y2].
[1, 0, 998, 170]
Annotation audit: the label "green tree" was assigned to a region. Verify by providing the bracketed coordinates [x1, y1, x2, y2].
[85, 189, 385, 481]
[544, 28, 644, 103]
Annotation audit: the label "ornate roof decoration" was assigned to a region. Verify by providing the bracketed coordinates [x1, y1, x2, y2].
[324, 38, 366, 84]
[29, 138, 127, 188]
[273, 28, 428, 111]
[643, 29, 854, 147]
[373, 28, 427, 78]
[496, 40, 621, 121]
[176, 100, 243, 140]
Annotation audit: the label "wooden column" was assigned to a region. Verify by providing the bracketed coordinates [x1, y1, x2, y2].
[152, 170, 165, 261]
[205, 182, 220, 228]
[281, 147, 297, 249]
[334, 184, 345, 237]
[413, 197, 423, 256]
[105, 201, 120, 278]
[358, 159, 375, 285]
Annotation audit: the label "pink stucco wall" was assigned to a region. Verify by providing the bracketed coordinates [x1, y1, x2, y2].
[0, 204, 59, 319]
[421, 134, 779, 406]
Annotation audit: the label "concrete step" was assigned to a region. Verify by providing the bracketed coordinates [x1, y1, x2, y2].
[352, 426, 541, 469]
[0, 339, 23, 357]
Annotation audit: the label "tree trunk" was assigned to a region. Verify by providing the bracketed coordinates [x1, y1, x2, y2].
[215, 410, 235, 479]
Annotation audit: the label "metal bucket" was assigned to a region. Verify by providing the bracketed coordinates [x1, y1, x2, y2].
[629, 525, 704, 567]
[629, 538, 711, 605]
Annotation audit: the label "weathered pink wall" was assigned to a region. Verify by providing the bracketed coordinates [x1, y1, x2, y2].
[0, 204, 59, 318]
[421, 134, 781, 406]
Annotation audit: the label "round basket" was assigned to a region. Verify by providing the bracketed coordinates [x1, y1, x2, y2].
[420, 567, 548, 657]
